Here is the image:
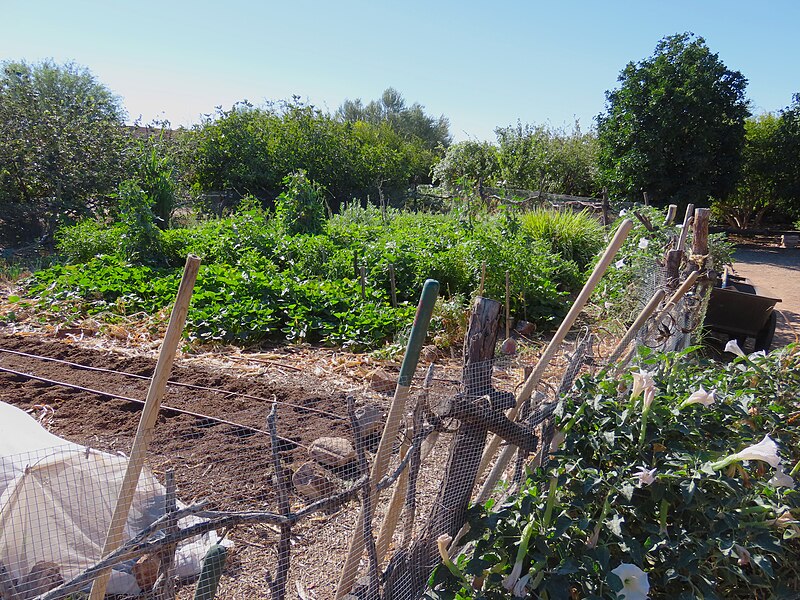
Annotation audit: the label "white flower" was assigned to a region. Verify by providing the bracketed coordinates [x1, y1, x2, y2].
[681, 386, 715, 408]
[768, 467, 795, 489]
[724, 339, 746, 358]
[749, 350, 767, 359]
[634, 466, 657, 487]
[512, 574, 531, 597]
[638, 238, 650, 249]
[610, 563, 650, 600]
[643, 385, 656, 410]
[727, 435, 781, 468]
[630, 370, 654, 401]
[502, 561, 524, 592]
[615, 259, 626, 269]
[620, 209, 628, 216]
[734, 544, 751, 566]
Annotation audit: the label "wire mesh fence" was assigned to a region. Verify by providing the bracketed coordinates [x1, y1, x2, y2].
[0, 211, 716, 598]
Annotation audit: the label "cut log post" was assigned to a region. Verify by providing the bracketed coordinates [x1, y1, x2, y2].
[633, 210, 654, 232]
[381, 296, 504, 598]
[601, 188, 609, 227]
[89, 255, 201, 600]
[643, 190, 650, 206]
[664, 249, 684, 290]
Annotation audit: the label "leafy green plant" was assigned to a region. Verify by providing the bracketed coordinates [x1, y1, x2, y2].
[274, 170, 327, 235]
[429, 345, 800, 599]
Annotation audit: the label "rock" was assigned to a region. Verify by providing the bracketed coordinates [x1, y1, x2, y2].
[17, 561, 64, 599]
[781, 234, 799, 249]
[132, 554, 161, 592]
[513, 320, 535, 337]
[369, 368, 397, 392]
[309, 436, 355, 468]
[354, 403, 384, 436]
[500, 337, 518, 355]
[293, 461, 336, 500]
[420, 344, 439, 362]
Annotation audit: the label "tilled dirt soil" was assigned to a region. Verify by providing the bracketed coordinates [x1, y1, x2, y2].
[0, 332, 466, 599]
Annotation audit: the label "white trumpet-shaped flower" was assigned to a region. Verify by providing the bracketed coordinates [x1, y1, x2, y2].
[724, 339, 746, 358]
[643, 384, 656, 410]
[630, 370, 654, 401]
[615, 258, 626, 269]
[680, 386, 716, 408]
[634, 466, 657, 487]
[512, 574, 531, 597]
[713, 434, 782, 470]
[638, 238, 650, 249]
[768, 467, 795, 489]
[610, 563, 650, 600]
[734, 544, 751, 566]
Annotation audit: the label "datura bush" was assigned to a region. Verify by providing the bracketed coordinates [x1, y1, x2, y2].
[427, 344, 800, 599]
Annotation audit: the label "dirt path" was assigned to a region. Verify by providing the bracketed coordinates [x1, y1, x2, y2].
[732, 247, 800, 348]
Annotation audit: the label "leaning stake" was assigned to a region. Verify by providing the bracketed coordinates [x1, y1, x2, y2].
[89, 255, 201, 600]
[474, 220, 634, 496]
[335, 279, 439, 599]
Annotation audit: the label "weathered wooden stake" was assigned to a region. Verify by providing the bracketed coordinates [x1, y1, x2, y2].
[676, 203, 695, 252]
[89, 255, 200, 600]
[643, 190, 650, 206]
[665, 204, 678, 225]
[601, 188, 610, 227]
[360, 265, 366, 300]
[389, 264, 397, 308]
[474, 220, 634, 489]
[479, 261, 486, 297]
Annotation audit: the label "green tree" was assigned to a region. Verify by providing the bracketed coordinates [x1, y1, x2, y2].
[431, 140, 500, 191]
[494, 121, 599, 196]
[184, 98, 435, 211]
[338, 87, 451, 151]
[774, 93, 800, 219]
[711, 114, 780, 228]
[0, 60, 129, 242]
[597, 33, 749, 205]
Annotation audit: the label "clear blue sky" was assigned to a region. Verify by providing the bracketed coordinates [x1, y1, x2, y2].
[3, 0, 798, 141]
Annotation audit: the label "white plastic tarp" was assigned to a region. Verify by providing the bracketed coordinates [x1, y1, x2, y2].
[0, 401, 224, 595]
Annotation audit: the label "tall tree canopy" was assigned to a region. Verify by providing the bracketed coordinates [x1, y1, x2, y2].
[774, 93, 800, 218]
[597, 33, 750, 205]
[495, 121, 600, 196]
[338, 87, 451, 152]
[0, 60, 129, 241]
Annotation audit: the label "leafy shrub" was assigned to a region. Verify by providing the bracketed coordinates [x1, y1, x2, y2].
[56, 220, 124, 263]
[274, 170, 327, 235]
[430, 345, 800, 599]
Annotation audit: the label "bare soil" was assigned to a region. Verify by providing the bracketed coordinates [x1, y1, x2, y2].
[732, 246, 800, 348]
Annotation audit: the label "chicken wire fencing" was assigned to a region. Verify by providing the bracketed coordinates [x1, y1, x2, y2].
[0, 273, 707, 599]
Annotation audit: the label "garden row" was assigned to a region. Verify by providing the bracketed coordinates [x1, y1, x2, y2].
[17, 200, 617, 349]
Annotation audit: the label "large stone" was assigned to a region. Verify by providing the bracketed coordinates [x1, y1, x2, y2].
[293, 461, 336, 500]
[354, 403, 384, 436]
[17, 561, 64, 600]
[309, 436, 355, 468]
[132, 554, 161, 592]
[369, 368, 397, 392]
